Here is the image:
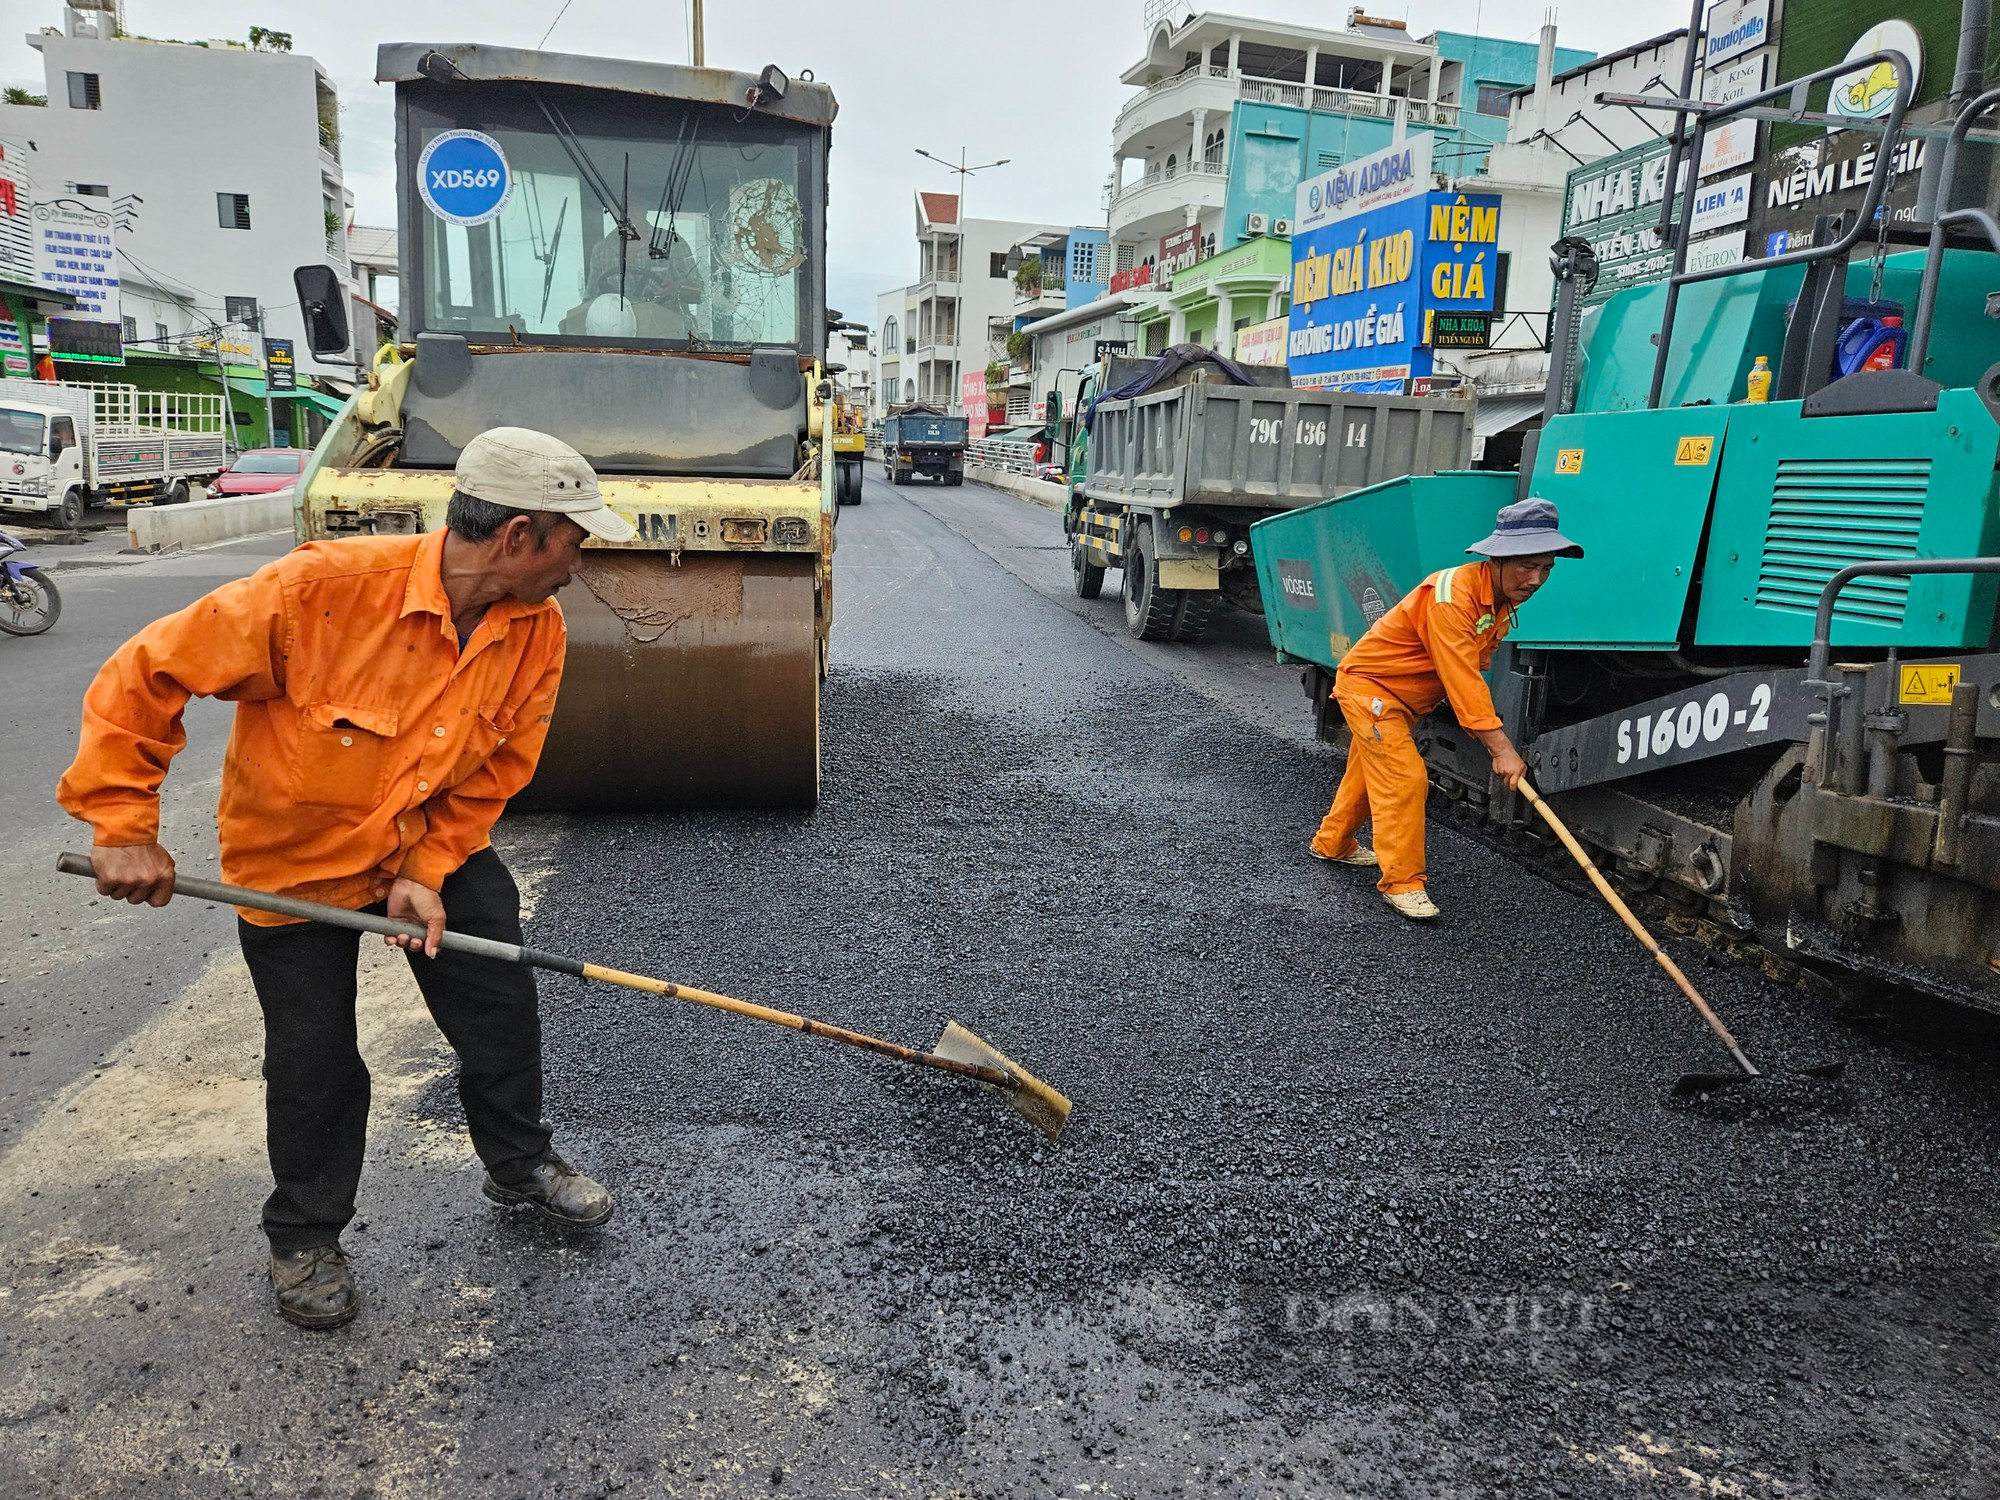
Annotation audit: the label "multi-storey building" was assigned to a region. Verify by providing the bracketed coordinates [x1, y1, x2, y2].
[871, 192, 1058, 420]
[0, 1, 357, 442]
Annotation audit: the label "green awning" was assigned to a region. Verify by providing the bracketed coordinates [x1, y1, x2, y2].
[277, 389, 350, 420]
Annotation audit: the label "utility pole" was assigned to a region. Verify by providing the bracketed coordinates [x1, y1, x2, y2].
[914, 146, 1009, 408]
[691, 0, 703, 66]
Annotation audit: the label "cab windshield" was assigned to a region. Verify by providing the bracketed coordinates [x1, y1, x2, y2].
[409, 85, 818, 350]
[0, 408, 45, 456]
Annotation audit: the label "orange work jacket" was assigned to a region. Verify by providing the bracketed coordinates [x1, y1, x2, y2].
[1334, 561, 1515, 732]
[57, 530, 565, 924]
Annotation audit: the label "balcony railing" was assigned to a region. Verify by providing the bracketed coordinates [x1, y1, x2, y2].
[1109, 157, 1227, 209]
[1116, 68, 1462, 140]
[317, 120, 341, 163]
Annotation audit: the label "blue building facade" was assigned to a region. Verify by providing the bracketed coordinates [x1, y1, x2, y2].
[1217, 31, 1590, 255]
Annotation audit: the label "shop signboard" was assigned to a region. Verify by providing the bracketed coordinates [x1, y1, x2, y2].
[1686, 231, 1748, 273]
[0, 293, 26, 377]
[1158, 225, 1202, 279]
[1108, 263, 1153, 293]
[1560, 138, 1686, 307]
[1426, 310, 1492, 349]
[961, 370, 988, 439]
[1703, 0, 1770, 67]
[1285, 178, 1500, 392]
[47, 316, 123, 364]
[1688, 170, 1754, 234]
[1829, 21, 1922, 123]
[1701, 52, 1767, 107]
[30, 200, 118, 323]
[264, 337, 297, 393]
[1698, 118, 1759, 178]
[1294, 134, 1435, 236]
[1752, 127, 1926, 256]
[1234, 316, 1288, 366]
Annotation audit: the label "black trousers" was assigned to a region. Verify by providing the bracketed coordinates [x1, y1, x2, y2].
[237, 847, 553, 1252]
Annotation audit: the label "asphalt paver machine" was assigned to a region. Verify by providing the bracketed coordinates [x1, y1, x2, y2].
[1255, 51, 2000, 1008]
[297, 43, 838, 808]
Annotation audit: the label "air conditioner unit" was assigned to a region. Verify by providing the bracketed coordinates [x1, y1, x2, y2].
[1272, 217, 1292, 237]
[1245, 212, 1269, 236]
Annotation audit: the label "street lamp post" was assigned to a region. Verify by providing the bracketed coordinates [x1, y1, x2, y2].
[914, 146, 1008, 408]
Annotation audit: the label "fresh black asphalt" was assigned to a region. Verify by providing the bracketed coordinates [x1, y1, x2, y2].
[1, 483, 1996, 1497]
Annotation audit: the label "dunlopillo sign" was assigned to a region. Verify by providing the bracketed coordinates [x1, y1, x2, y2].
[1703, 0, 1769, 66]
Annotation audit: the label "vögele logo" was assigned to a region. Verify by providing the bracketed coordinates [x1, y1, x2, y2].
[418, 130, 513, 227]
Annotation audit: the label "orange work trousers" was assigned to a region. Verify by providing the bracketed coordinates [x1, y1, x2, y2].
[1310, 686, 1430, 895]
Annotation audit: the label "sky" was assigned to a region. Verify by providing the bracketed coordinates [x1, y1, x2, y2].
[5, 0, 1693, 326]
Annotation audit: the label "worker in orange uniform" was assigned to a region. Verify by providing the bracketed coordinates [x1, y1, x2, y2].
[57, 428, 638, 1331]
[1310, 498, 1583, 920]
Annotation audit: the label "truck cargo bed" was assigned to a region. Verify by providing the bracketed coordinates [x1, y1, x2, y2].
[1084, 383, 1473, 512]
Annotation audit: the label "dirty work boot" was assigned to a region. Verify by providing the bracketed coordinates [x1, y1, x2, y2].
[1383, 889, 1441, 921]
[1311, 841, 1380, 868]
[482, 1152, 615, 1229]
[269, 1243, 358, 1330]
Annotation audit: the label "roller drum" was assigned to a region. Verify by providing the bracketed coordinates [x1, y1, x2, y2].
[520, 551, 821, 810]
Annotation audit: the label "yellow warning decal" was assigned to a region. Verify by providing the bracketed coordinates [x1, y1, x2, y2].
[1673, 436, 1715, 466]
[1900, 663, 1962, 705]
[1554, 448, 1584, 475]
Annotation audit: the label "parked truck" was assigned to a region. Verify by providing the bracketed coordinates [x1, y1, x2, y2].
[882, 403, 967, 485]
[0, 378, 228, 529]
[1056, 352, 1473, 642]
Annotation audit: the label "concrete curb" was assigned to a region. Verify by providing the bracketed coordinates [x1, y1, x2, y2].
[127, 489, 294, 552]
[965, 466, 1067, 512]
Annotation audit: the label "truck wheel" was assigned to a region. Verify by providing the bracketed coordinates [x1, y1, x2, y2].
[55, 488, 85, 531]
[946, 473, 963, 487]
[1071, 540, 1105, 599]
[1121, 524, 1180, 641]
[1171, 590, 1214, 643]
[845, 467, 863, 505]
[165, 479, 190, 506]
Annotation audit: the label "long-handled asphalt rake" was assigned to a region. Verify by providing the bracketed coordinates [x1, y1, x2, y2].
[58, 853, 1071, 1141]
[1514, 787, 1844, 1097]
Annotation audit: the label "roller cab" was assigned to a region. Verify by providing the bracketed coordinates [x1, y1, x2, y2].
[297, 42, 839, 809]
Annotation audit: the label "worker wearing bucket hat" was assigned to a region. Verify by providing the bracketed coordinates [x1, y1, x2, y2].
[1309, 498, 1583, 920]
[58, 427, 632, 1331]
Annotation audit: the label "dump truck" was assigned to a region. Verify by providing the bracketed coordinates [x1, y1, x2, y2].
[881, 404, 967, 485]
[0, 377, 227, 528]
[1057, 351, 1473, 642]
[1254, 49, 2000, 1009]
[293, 41, 838, 809]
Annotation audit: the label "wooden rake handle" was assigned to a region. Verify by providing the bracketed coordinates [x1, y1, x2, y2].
[55, 853, 1013, 1088]
[1513, 787, 1760, 1080]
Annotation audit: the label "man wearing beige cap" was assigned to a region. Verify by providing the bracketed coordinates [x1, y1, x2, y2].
[59, 427, 636, 1330]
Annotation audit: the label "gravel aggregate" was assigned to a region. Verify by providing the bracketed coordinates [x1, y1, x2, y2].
[492, 483, 2000, 1496]
[2, 481, 1995, 1496]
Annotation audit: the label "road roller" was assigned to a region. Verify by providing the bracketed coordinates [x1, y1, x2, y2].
[294, 42, 838, 809]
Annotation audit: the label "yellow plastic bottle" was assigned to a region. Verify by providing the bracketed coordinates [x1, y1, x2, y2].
[1746, 355, 1772, 403]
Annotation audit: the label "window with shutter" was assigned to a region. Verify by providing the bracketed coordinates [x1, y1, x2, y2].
[67, 72, 101, 109]
[217, 193, 252, 231]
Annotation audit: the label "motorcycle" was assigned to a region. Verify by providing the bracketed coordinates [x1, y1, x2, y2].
[0, 525, 61, 636]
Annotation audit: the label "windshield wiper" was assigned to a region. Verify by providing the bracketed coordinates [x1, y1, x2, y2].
[527, 87, 639, 248]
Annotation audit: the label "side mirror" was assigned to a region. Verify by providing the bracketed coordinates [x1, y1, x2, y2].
[293, 264, 350, 357]
[49, 434, 61, 461]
